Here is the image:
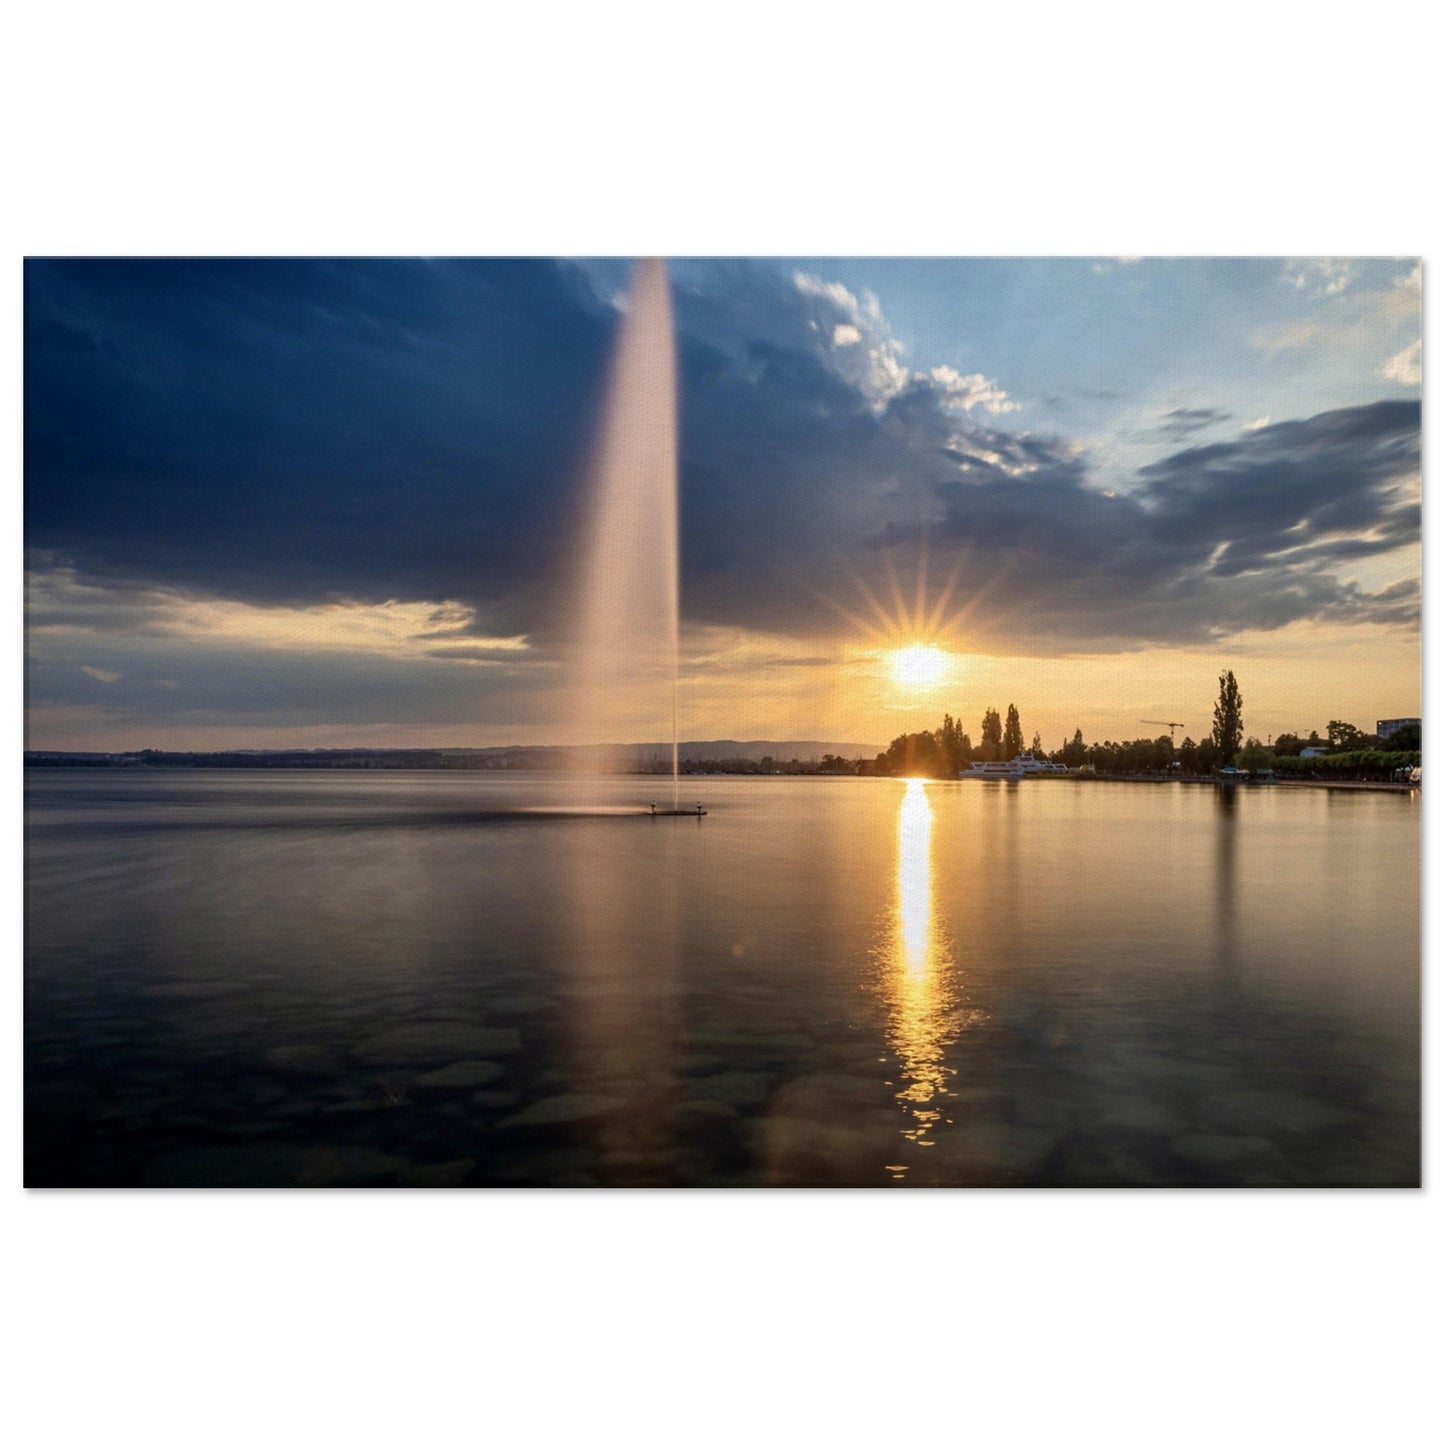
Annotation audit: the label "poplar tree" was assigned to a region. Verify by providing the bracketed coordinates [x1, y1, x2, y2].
[1003, 703, 1024, 760]
[980, 708, 1003, 762]
[1212, 671, 1244, 766]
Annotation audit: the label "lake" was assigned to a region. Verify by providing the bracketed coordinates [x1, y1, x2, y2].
[24, 769, 1420, 1186]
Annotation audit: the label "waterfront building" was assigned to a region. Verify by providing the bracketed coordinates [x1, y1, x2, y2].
[1377, 718, 1421, 739]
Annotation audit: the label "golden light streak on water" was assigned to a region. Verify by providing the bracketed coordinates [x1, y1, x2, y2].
[880, 779, 969, 1147]
[897, 779, 933, 972]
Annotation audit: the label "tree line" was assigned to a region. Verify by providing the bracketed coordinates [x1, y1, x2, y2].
[868, 701, 1036, 778]
[866, 670, 1421, 780]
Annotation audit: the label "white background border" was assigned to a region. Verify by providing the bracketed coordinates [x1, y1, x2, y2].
[6, 4, 1438, 1441]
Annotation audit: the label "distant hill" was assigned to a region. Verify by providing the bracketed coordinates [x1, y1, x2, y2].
[452, 740, 883, 762]
[673, 740, 880, 762]
[439, 740, 883, 762]
[25, 740, 883, 769]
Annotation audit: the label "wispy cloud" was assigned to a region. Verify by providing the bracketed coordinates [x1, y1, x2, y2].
[1282, 258, 1356, 296]
[1147, 406, 1232, 442]
[1254, 259, 1419, 375]
[1381, 337, 1421, 386]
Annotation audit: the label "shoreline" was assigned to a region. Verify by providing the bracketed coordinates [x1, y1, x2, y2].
[1270, 778, 1418, 793]
[1074, 775, 1416, 793]
[23, 762, 1419, 793]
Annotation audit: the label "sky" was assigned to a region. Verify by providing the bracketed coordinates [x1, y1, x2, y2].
[24, 256, 1421, 753]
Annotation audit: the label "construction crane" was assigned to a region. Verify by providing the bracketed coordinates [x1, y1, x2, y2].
[1141, 719, 1186, 740]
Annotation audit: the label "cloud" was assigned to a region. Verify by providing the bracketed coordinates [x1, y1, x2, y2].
[928, 366, 1019, 416]
[1254, 259, 1419, 369]
[1251, 320, 1323, 356]
[792, 270, 911, 409]
[28, 604, 554, 730]
[24, 260, 1420, 682]
[423, 645, 525, 664]
[1282, 258, 1356, 296]
[1382, 261, 1421, 318]
[1134, 402, 1419, 588]
[898, 400, 1420, 651]
[26, 566, 527, 657]
[24, 258, 616, 639]
[1147, 406, 1232, 442]
[1381, 337, 1421, 385]
[788, 272, 1016, 417]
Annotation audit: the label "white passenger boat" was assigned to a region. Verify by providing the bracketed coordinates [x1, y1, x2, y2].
[961, 751, 1071, 779]
[963, 760, 1023, 779]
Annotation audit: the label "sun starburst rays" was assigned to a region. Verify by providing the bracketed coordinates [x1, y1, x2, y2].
[809, 542, 978, 688]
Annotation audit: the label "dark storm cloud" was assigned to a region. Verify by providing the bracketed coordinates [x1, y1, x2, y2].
[25, 258, 614, 634]
[1145, 406, 1233, 442]
[1138, 403, 1419, 545]
[25, 261, 1421, 659]
[911, 401, 1419, 648]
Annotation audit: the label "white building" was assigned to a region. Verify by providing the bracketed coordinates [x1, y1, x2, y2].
[1376, 718, 1420, 739]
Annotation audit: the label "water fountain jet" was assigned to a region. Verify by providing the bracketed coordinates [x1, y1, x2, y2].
[567, 258, 701, 815]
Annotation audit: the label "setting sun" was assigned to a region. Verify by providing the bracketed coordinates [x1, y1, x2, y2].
[890, 644, 948, 687]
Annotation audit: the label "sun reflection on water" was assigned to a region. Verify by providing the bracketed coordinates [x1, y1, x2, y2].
[879, 779, 972, 1148]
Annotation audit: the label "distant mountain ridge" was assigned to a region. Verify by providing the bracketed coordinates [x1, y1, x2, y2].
[636, 740, 880, 762]
[26, 740, 883, 767]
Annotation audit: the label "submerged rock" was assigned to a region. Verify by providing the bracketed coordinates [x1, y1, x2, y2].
[139, 1142, 405, 1187]
[295, 1146, 408, 1186]
[1210, 1088, 1356, 1137]
[687, 1071, 771, 1110]
[412, 1060, 506, 1093]
[350, 1023, 523, 1067]
[928, 1120, 1058, 1182]
[1097, 1094, 1183, 1137]
[496, 1094, 624, 1130]
[239, 1080, 289, 1108]
[485, 1146, 597, 1182]
[749, 1073, 904, 1185]
[485, 995, 554, 1017]
[1169, 1132, 1284, 1170]
[89, 1094, 172, 1123]
[1040, 1127, 1177, 1186]
[143, 980, 243, 1001]
[470, 1090, 521, 1111]
[397, 1158, 478, 1187]
[674, 1099, 740, 1123]
[265, 1043, 347, 1077]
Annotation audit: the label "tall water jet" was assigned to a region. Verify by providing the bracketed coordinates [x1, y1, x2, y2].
[568, 258, 682, 809]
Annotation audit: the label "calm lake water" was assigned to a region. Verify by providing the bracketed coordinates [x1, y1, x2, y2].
[25, 769, 1420, 1187]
